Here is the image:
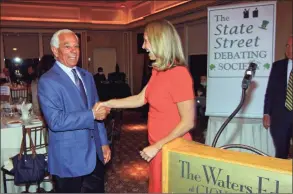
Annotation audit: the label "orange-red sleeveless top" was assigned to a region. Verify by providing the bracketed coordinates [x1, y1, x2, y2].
[145, 66, 195, 144]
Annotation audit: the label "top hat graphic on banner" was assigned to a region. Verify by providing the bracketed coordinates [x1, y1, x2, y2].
[259, 20, 269, 30]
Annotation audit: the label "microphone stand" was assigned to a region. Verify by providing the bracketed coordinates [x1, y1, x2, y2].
[211, 88, 246, 147]
[219, 144, 269, 156]
[211, 64, 269, 156]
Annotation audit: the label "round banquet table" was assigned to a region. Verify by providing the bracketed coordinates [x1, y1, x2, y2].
[1, 119, 52, 193]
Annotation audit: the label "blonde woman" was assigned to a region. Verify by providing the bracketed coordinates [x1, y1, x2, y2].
[97, 20, 195, 192]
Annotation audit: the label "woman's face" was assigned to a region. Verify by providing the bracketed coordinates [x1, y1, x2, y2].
[142, 32, 156, 61]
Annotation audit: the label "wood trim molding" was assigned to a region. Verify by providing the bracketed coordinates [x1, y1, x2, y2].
[38, 33, 43, 59]
[0, 34, 4, 71]
[0, 0, 238, 31]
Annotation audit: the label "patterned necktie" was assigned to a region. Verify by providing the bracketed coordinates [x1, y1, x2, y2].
[72, 69, 88, 107]
[285, 69, 293, 111]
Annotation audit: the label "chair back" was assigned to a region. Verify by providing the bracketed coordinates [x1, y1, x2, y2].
[104, 114, 115, 144]
[104, 109, 123, 144]
[10, 86, 31, 103]
[23, 125, 48, 155]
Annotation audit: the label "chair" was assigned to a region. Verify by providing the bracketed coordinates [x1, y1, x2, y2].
[10, 86, 31, 103]
[104, 114, 116, 152]
[1, 125, 52, 193]
[104, 109, 123, 162]
[111, 109, 123, 141]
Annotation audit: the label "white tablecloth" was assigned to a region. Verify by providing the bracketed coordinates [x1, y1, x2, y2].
[1, 121, 52, 193]
[205, 116, 276, 156]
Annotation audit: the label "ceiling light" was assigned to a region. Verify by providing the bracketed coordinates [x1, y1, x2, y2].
[120, 4, 126, 8]
[13, 48, 17, 51]
[14, 57, 22, 63]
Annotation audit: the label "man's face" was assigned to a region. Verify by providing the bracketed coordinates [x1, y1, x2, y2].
[200, 76, 207, 83]
[51, 32, 80, 68]
[285, 36, 292, 60]
[28, 66, 34, 75]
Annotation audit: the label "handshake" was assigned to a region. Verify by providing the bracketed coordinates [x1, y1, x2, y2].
[92, 102, 110, 120]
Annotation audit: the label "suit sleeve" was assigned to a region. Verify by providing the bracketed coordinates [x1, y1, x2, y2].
[38, 77, 95, 132]
[91, 76, 109, 146]
[264, 62, 276, 115]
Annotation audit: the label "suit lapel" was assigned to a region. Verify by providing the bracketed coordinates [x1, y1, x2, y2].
[280, 59, 289, 95]
[52, 64, 88, 109]
[283, 59, 288, 87]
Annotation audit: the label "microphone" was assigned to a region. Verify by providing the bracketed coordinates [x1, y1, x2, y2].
[242, 62, 257, 89]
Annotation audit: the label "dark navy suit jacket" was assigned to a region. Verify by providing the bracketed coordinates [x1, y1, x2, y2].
[38, 63, 108, 178]
[264, 58, 290, 125]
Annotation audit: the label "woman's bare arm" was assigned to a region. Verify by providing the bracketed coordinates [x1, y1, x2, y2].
[102, 85, 148, 109]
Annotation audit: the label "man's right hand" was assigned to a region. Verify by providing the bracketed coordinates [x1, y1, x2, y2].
[263, 114, 271, 129]
[92, 102, 110, 120]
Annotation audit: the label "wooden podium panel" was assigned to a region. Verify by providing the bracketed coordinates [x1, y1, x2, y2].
[162, 138, 292, 193]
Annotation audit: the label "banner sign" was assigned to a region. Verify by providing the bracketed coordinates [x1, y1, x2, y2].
[162, 139, 293, 193]
[208, 2, 276, 77]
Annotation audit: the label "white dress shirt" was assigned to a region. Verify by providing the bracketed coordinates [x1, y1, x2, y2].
[287, 59, 292, 85]
[56, 61, 95, 118]
[56, 61, 88, 95]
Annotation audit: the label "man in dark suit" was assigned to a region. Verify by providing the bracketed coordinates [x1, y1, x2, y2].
[38, 29, 111, 193]
[94, 67, 106, 85]
[263, 35, 293, 159]
[25, 65, 37, 84]
[197, 75, 207, 97]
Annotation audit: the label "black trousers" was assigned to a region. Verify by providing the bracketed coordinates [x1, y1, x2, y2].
[52, 156, 105, 193]
[270, 112, 293, 159]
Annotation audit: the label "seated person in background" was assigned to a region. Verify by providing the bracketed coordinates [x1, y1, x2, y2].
[196, 87, 206, 117]
[31, 55, 55, 116]
[196, 87, 204, 97]
[94, 67, 106, 85]
[196, 77, 208, 140]
[26, 65, 37, 84]
[0, 67, 10, 84]
[108, 64, 126, 83]
[197, 75, 207, 97]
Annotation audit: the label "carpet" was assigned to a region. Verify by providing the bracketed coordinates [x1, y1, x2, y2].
[105, 111, 149, 193]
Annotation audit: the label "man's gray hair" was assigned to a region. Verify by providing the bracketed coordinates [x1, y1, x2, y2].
[50, 29, 78, 48]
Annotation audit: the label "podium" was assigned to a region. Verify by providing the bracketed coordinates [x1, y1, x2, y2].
[162, 138, 292, 193]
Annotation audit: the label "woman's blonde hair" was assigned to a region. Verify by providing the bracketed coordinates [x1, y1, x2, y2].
[144, 20, 186, 71]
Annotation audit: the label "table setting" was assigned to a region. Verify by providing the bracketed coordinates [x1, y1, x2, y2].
[1, 102, 52, 193]
[1, 102, 42, 129]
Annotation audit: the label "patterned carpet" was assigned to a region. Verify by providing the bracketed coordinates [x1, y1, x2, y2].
[104, 110, 292, 193]
[105, 110, 149, 193]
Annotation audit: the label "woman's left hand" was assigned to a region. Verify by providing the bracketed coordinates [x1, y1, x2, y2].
[140, 144, 161, 162]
